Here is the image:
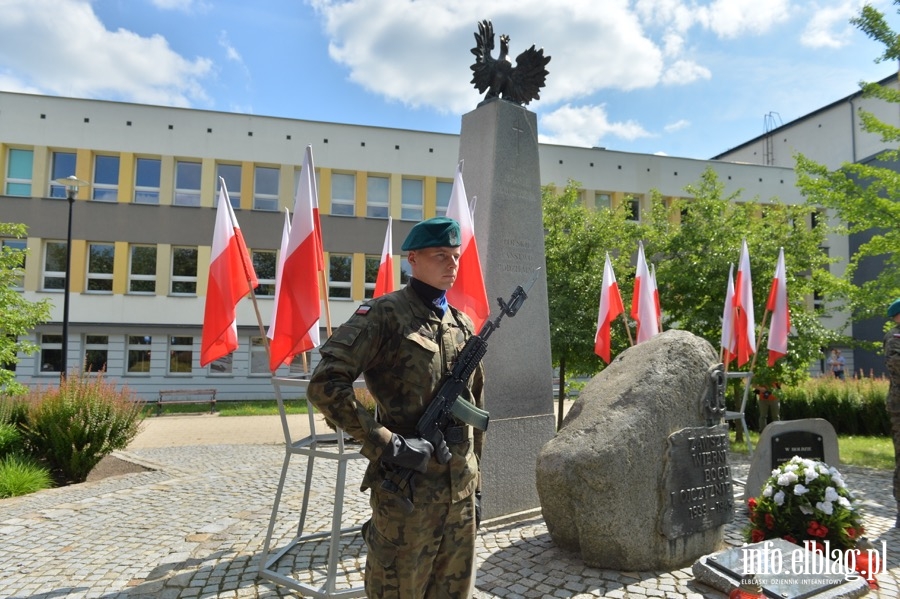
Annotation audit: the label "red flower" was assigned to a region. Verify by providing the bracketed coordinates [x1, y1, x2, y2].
[748, 497, 757, 512]
[751, 529, 766, 543]
[812, 541, 825, 554]
[783, 534, 797, 545]
[764, 514, 775, 530]
[845, 527, 858, 539]
[807, 522, 829, 538]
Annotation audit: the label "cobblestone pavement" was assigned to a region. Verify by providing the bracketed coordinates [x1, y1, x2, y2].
[1, 442, 899, 599]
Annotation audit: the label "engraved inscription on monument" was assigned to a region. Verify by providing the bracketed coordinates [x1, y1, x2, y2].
[771, 430, 825, 468]
[660, 425, 734, 539]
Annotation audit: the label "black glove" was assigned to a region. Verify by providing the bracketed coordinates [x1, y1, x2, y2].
[382, 434, 434, 473]
[475, 491, 482, 528]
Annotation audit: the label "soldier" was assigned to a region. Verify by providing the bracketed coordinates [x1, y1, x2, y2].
[885, 298, 900, 526]
[307, 216, 484, 598]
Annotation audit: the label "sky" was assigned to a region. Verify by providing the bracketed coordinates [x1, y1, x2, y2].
[0, 0, 898, 160]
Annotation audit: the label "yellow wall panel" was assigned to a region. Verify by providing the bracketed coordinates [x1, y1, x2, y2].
[279, 164, 294, 211]
[318, 168, 332, 214]
[159, 155, 174, 206]
[70, 239, 87, 293]
[355, 171, 367, 216]
[201, 157, 216, 207]
[75, 149, 91, 199]
[24, 237, 41, 291]
[156, 244, 171, 295]
[118, 152, 135, 204]
[240, 161, 253, 210]
[113, 241, 129, 294]
[197, 245, 211, 296]
[424, 176, 437, 217]
[351, 252, 365, 300]
[389, 173, 401, 218]
[32, 145, 49, 197]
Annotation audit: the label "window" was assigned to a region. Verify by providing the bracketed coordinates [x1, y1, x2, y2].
[328, 254, 352, 299]
[626, 196, 641, 222]
[42, 241, 67, 290]
[168, 336, 193, 374]
[83, 335, 108, 372]
[49, 151, 77, 198]
[252, 250, 277, 296]
[129, 245, 157, 293]
[174, 160, 201, 206]
[40, 334, 63, 373]
[2, 239, 26, 290]
[254, 166, 279, 211]
[127, 335, 152, 374]
[92, 155, 119, 201]
[594, 193, 611, 210]
[209, 352, 233, 375]
[400, 259, 412, 286]
[86, 243, 114, 292]
[134, 158, 161, 204]
[401, 178, 423, 221]
[366, 175, 389, 218]
[250, 337, 269, 374]
[436, 180, 452, 217]
[5, 148, 33, 196]
[331, 172, 356, 216]
[217, 163, 241, 208]
[364, 255, 380, 299]
[170, 247, 198, 294]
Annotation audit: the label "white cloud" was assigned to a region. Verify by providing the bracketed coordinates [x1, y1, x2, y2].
[698, 0, 793, 38]
[664, 119, 691, 133]
[149, 0, 209, 11]
[538, 104, 653, 147]
[800, 2, 863, 48]
[661, 59, 712, 85]
[0, 0, 212, 106]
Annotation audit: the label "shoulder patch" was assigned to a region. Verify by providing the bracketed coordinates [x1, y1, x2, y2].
[355, 305, 372, 316]
[894, 333, 900, 338]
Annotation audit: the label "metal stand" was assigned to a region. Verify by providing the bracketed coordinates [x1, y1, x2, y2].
[258, 376, 367, 598]
[723, 371, 754, 457]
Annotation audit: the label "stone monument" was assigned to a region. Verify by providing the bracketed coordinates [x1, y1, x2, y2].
[536, 330, 731, 570]
[459, 21, 554, 519]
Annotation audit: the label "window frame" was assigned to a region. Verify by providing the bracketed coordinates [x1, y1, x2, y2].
[42, 241, 67, 291]
[83, 334, 109, 373]
[400, 177, 424, 221]
[126, 335, 152, 375]
[5, 148, 33, 196]
[92, 154, 119, 202]
[170, 246, 198, 295]
[253, 165, 279, 211]
[167, 335, 194, 375]
[39, 333, 63, 374]
[328, 253, 353, 299]
[249, 336, 269, 375]
[435, 180, 452, 217]
[2, 238, 27, 290]
[134, 157, 161, 204]
[366, 175, 390, 219]
[174, 160, 202, 207]
[49, 151, 77, 198]
[86, 242, 115, 293]
[251, 249, 277, 296]
[128, 244, 157, 294]
[364, 254, 380, 299]
[217, 163, 242, 209]
[330, 172, 356, 216]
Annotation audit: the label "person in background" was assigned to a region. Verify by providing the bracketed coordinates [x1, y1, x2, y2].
[828, 348, 846, 380]
[753, 380, 781, 432]
[306, 216, 484, 598]
[884, 298, 900, 526]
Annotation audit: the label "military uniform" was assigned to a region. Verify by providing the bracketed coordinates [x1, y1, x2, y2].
[885, 309, 900, 514]
[307, 283, 484, 598]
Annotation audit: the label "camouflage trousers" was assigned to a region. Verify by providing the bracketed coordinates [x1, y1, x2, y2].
[363, 489, 477, 598]
[889, 393, 900, 506]
[758, 399, 779, 432]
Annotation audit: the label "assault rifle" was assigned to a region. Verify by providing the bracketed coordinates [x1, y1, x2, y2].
[382, 267, 541, 511]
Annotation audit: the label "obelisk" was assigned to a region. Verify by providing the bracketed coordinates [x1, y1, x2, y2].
[458, 99, 555, 519]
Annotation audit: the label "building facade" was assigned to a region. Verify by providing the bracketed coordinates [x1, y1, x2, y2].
[0, 87, 866, 400]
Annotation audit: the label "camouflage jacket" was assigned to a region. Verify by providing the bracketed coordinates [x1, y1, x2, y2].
[886, 324, 900, 385]
[307, 284, 485, 504]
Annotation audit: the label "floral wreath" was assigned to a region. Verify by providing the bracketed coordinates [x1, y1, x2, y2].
[745, 455, 864, 552]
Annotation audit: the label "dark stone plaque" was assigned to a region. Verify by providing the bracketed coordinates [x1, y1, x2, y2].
[706, 539, 852, 599]
[772, 431, 825, 468]
[660, 425, 733, 539]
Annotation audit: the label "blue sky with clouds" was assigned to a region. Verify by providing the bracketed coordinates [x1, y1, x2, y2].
[0, 0, 897, 160]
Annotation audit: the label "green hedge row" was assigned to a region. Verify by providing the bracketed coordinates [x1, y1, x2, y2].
[733, 376, 891, 436]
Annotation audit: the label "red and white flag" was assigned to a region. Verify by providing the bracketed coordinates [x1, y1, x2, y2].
[595, 253, 624, 363]
[267, 208, 291, 342]
[631, 241, 659, 343]
[720, 263, 736, 364]
[733, 239, 756, 367]
[200, 179, 257, 366]
[373, 217, 394, 298]
[650, 262, 661, 327]
[766, 247, 790, 366]
[268, 145, 321, 371]
[445, 160, 489, 330]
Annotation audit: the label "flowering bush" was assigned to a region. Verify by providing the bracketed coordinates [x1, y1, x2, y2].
[745, 456, 864, 551]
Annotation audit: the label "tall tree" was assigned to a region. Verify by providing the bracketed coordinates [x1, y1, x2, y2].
[794, 3, 900, 325]
[0, 222, 50, 396]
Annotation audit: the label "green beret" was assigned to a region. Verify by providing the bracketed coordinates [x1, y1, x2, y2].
[889, 298, 900, 318]
[401, 216, 461, 251]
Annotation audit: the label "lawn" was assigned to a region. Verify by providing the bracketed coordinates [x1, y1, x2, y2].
[730, 430, 893, 470]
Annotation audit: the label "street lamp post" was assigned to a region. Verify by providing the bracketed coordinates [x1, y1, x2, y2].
[54, 175, 88, 378]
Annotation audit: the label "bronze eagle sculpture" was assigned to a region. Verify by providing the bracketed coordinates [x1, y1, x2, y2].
[470, 19, 550, 106]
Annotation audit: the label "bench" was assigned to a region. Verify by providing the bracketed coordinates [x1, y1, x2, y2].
[156, 388, 217, 415]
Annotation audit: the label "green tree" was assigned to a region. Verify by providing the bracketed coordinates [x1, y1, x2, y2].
[792, 3, 900, 324]
[0, 223, 50, 396]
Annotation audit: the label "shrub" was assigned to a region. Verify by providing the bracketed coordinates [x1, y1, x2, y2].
[0, 454, 53, 498]
[21, 371, 145, 484]
[0, 422, 23, 457]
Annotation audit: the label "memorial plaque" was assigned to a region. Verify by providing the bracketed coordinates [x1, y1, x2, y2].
[772, 430, 825, 467]
[706, 539, 852, 599]
[660, 425, 733, 539]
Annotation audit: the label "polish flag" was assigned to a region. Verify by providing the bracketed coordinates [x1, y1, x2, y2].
[373, 217, 394, 298]
[200, 180, 257, 366]
[267, 208, 291, 343]
[268, 145, 321, 371]
[595, 253, 624, 363]
[766, 247, 790, 366]
[650, 262, 661, 328]
[445, 160, 489, 330]
[631, 241, 659, 343]
[720, 264, 736, 364]
[733, 239, 756, 367]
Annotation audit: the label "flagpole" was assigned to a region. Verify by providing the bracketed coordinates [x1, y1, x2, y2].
[748, 309, 771, 373]
[621, 313, 634, 346]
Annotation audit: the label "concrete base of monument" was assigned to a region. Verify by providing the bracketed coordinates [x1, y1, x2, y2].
[692, 538, 870, 599]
